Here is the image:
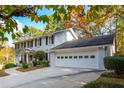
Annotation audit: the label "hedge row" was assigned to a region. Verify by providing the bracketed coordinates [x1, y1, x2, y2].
[4, 63, 16, 69]
[104, 56, 124, 74]
[32, 60, 49, 67]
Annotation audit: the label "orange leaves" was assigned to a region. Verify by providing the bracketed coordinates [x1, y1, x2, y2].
[70, 9, 78, 18]
[79, 16, 88, 23]
[64, 5, 93, 37]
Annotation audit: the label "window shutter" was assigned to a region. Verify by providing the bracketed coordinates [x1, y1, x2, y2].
[24, 42, 26, 48]
[39, 38, 42, 46]
[15, 44, 17, 49]
[51, 35, 54, 44]
[28, 41, 30, 48]
[46, 36, 48, 45]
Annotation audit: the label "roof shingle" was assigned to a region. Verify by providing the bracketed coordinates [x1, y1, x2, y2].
[52, 34, 114, 50]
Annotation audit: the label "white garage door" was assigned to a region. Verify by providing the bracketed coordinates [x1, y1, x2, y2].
[55, 51, 99, 69]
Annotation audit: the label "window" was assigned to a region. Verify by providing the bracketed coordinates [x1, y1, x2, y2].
[61, 56, 64, 59]
[57, 56, 60, 59]
[15, 44, 17, 49]
[46, 53, 48, 60]
[46, 36, 48, 45]
[48, 37, 52, 44]
[27, 41, 30, 48]
[51, 35, 54, 44]
[84, 55, 89, 59]
[65, 56, 68, 59]
[79, 56, 83, 59]
[69, 56, 72, 59]
[18, 43, 20, 49]
[90, 55, 95, 59]
[74, 56, 77, 59]
[24, 42, 26, 48]
[39, 38, 42, 46]
[30, 40, 33, 47]
[35, 39, 37, 47]
[46, 36, 54, 45]
[21, 42, 23, 48]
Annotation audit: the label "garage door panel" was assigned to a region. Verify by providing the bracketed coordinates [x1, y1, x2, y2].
[55, 51, 98, 69]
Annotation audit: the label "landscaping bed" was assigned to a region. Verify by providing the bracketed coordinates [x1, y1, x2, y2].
[82, 72, 124, 88]
[17, 59, 49, 72]
[0, 70, 9, 77]
[16, 66, 47, 72]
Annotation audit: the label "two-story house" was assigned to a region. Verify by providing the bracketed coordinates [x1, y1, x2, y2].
[14, 28, 115, 70]
[14, 28, 78, 64]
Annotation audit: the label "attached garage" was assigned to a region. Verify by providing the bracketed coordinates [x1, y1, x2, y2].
[55, 50, 98, 68]
[50, 34, 114, 70]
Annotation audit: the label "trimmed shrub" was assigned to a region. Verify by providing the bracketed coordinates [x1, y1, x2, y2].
[19, 60, 23, 64]
[5, 63, 16, 69]
[22, 63, 29, 69]
[104, 56, 124, 74]
[83, 80, 124, 88]
[33, 51, 46, 61]
[37, 60, 49, 67]
[32, 61, 38, 66]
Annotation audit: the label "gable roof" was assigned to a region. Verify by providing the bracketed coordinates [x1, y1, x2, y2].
[52, 34, 114, 50]
[14, 28, 77, 43]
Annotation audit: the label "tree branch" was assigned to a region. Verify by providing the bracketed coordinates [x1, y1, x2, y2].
[0, 6, 35, 20]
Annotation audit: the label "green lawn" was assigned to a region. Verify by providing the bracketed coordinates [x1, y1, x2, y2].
[0, 70, 9, 77]
[98, 76, 124, 85]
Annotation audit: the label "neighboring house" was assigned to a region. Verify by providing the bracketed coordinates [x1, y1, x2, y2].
[14, 28, 115, 70]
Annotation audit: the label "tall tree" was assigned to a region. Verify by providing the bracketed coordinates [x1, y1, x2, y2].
[15, 26, 43, 41]
[0, 5, 124, 55]
[44, 15, 65, 35]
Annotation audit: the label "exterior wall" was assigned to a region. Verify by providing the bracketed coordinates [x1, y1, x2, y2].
[52, 47, 101, 69]
[15, 54, 21, 65]
[49, 52, 55, 66]
[97, 47, 106, 70]
[51, 46, 114, 70]
[66, 31, 75, 41]
[105, 45, 115, 56]
[14, 29, 75, 64]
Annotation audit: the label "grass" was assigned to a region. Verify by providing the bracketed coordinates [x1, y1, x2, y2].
[101, 72, 124, 79]
[82, 72, 124, 88]
[16, 66, 47, 72]
[0, 70, 9, 77]
[97, 76, 124, 85]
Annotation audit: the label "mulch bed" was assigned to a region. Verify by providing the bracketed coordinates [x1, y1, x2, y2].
[16, 66, 47, 72]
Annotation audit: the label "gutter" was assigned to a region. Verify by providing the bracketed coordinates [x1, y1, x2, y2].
[50, 44, 114, 52]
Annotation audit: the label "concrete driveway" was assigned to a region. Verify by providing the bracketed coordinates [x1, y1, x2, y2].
[0, 67, 102, 88]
